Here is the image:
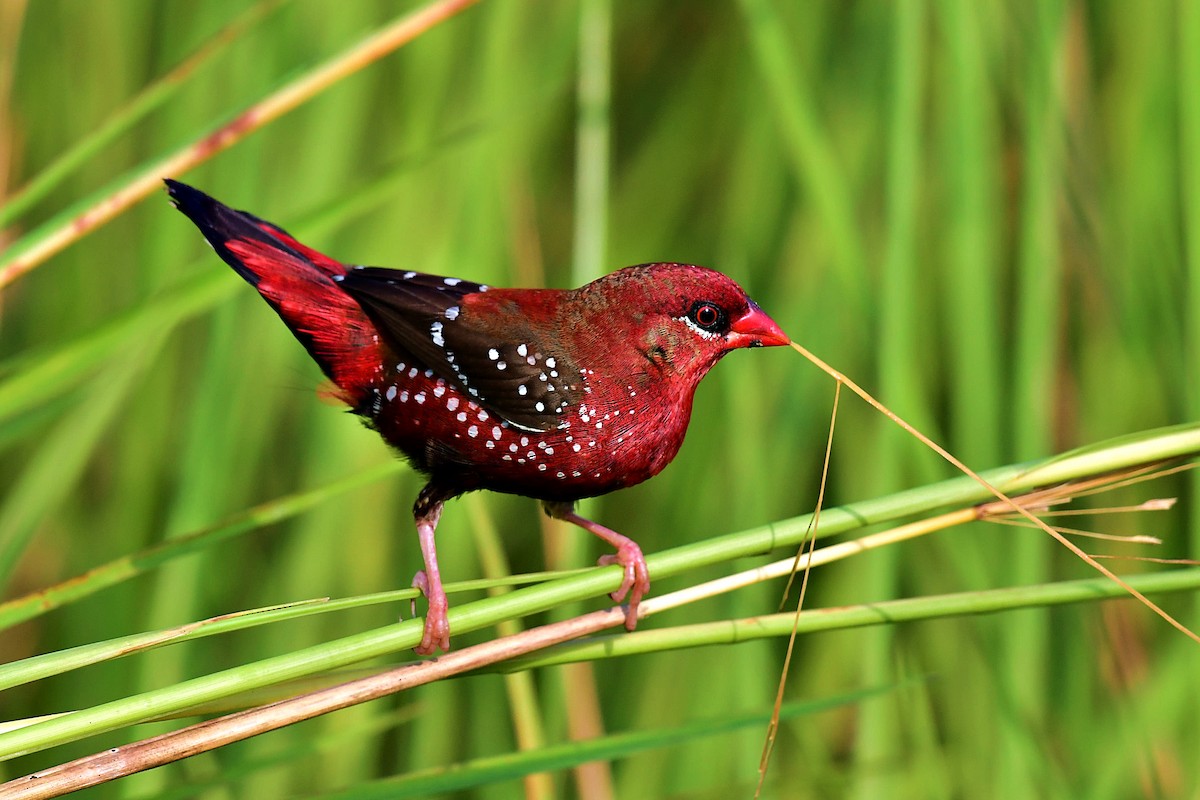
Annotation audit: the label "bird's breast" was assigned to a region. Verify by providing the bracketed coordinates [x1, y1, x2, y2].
[363, 353, 696, 502]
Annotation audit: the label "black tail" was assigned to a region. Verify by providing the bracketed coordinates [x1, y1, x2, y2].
[165, 179, 383, 399]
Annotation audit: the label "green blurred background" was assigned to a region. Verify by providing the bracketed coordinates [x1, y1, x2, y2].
[2, 0, 1199, 797]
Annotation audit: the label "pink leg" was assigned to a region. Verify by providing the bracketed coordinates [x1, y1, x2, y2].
[411, 503, 450, 655]
[545, 502, 649, 631]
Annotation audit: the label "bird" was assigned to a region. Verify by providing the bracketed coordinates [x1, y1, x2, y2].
[165, 179, 790, 654]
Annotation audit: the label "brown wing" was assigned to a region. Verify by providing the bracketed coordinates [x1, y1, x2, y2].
[336, 267, 583, 432]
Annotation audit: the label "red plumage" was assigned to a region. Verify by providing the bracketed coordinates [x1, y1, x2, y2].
[167, 179, 789, 653]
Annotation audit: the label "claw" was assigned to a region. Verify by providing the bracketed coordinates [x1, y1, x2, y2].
[408, 497, 452, 655]
[542, 501, 652, 632]
[411, 570, 450, 655]
[597, 541, 649, 630]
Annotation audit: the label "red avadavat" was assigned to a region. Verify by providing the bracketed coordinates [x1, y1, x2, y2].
[167, 179, 789, 654]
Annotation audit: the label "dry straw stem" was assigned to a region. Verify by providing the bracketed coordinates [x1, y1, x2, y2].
[0, 0, 288, 229]
[757, 379, 840, 795]
[788, 340, 1200, 645]
[0, 0, 480, 290]
[0, 608, 627, 799]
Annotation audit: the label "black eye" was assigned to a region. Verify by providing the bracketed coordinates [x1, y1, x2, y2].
[688, 301, 726, 333]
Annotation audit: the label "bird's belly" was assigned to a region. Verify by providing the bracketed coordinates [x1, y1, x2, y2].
[366, 370, 687, 502]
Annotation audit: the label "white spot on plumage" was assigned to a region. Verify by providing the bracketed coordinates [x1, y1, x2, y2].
[444, 277, 461, 286]
[395, 362, 406, 373]
[431, 321, 445, 347]
[546, 357, 556, 368]
[545, 447, 554, 455]
[403, 271, 417, 279]
[468, 425, 478, 438]
[486, 441, 495, 449]
[447, 397, 459, 411]
[517, 344, 528, 356]
[488, 348, 499, 361]
[415, 392, 426, 404]
[478, 410, 488, 421]
[408, 367, 418, 379]
[445, 305, 460, 320]
[434, 385, 446, 398]
[520, 437, 529, 446]
[497, 361, 507, 370]
[492, 426, 502, 440]
[400, 391, 409, 402]
[557, 471, 565, 478]
[509, 443, 519, 452]
[457, 412, 467, 422]
[535, 402, 545, 412]
[518, 385, 528, 396]
[386, 385, 397, 401]
[572, 443, 581, 452]
[538, 464, 547, 471]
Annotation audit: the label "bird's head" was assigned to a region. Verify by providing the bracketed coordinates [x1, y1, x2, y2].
[574, 263, 789, 387]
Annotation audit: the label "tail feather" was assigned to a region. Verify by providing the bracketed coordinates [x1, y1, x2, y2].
[165, 179, 382, 404]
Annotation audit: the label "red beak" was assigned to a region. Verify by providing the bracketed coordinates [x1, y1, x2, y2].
[730, 301, 790, 348]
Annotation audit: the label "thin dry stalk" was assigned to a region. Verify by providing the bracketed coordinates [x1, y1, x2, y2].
[787, 340, 1200, 644]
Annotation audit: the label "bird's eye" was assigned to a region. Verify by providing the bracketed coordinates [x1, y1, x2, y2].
[687, 301, 727, 333]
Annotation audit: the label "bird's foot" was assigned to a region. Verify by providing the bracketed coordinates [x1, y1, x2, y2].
[597, 540, 649, 631]
[411, 570, 450, 655]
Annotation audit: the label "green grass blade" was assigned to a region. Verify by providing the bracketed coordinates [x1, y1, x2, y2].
[1, 423, 1195, 761]
[316, 693, 891, 799]
[0, 461, 407, 632]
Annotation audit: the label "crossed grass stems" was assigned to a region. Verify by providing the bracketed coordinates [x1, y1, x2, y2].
[0, 412, 1192, 794]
